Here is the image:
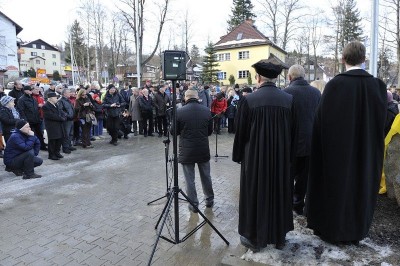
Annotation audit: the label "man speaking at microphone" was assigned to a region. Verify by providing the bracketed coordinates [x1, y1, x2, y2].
[171, 89, 214, 213]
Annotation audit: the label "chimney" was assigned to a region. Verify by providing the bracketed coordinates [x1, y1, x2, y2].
[245, 19, 254, 26]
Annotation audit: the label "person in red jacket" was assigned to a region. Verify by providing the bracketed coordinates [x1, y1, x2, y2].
[211, 92, 227, 134]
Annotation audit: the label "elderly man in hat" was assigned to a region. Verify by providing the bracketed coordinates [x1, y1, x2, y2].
[17, 85, 47, 151]
[3, 119, 42, 179]
[233, 55, 297, 251]
[42, 92, 66, 160]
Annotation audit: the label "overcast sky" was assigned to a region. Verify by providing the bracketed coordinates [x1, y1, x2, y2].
[1, 0, 372, 55]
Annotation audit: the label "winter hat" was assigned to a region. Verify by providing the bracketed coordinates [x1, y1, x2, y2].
[15, 119, 28, 130]
[47, 92, 58, 98]
[0, 95, 15, 106]
[23, 85, 33, 91]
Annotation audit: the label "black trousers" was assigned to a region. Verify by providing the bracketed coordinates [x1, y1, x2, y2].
[48, 138, 62, 158]
[228, 118, 235, 133]
[107, 116, 120, 142]
[81, 122, 92, 147]
[7, 149, 43, 176]
[30, 122, 46, 148]
[157, 115, 168, 136]
[142, 112, 153, 136]
[291, 156, 310, 211]
[212, 114, 221, 133]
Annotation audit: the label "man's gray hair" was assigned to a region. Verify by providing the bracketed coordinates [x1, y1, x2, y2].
[288, 64, 305, 79]
[61, 88, 70, 96]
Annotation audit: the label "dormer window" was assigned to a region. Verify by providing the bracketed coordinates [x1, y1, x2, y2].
[32, 44, 36, 48]
[41, 45, 45, 49]
[236, 33, 243, 40]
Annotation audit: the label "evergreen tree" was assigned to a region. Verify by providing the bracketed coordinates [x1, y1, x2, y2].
[27, 68, 36, 78]
[53, 70, 61, 81]
[341, 0, 363, 44]
[190, 45, 201, 65]
[227, 0, 256, 32]
[228, 74, 235, 85]
[201, 42, 219, 84]
[65, 20, 87, 68]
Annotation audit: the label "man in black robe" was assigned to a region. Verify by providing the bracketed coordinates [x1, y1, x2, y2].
[233, 55, 296, 251]
[307, 41, 387, 244]
[284, 65, 321, 215]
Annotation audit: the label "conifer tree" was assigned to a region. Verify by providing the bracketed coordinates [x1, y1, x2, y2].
[341, 0, 363, 44]
[227, 0, 256, 32]
[202, 42, 219, 84]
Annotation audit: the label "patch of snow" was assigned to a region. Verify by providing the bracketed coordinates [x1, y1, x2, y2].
[50, 183, 97, 195]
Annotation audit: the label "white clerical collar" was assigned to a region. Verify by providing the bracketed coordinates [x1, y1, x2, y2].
[346, 65, 362, 71]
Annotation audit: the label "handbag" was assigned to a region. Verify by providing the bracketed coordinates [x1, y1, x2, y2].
[86, 113, 98, 125]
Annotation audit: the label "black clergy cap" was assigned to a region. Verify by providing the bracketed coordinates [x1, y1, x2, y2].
[252, 54, 288, 78]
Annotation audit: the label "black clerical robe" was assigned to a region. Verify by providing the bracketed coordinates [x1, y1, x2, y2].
[233, 82, 296, 247]
[307, 69, 387, 243]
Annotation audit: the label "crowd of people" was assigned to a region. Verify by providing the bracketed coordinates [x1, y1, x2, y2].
[0, 40, 397, 253]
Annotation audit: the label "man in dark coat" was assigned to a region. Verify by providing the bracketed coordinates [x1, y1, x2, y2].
[284, 64, 321, 215]
[138, 88, 154, 137]
[171, 89, 214, 213]
[153, 85, 171, 137]
[17, 86, 47, 151]
[58, 88, 76, 154]
[42, 92, 65, 160]
[102, 84, 126, 145]
[8, 80, 24, 104]
[233, 55, 296, 251]
[307, 41, 387, 244]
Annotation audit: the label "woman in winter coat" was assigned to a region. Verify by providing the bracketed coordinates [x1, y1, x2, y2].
[226, 89, 239, 133]
[102, 84, 126, 145]
[211, 92, 227, 134]
[128, 87, 142, 136]
[0, 95, 21, 143]
[74, 89, 94, 148]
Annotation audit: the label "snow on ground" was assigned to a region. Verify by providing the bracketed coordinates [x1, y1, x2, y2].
[241, 215, 393, 265]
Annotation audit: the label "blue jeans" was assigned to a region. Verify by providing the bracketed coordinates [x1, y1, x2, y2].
[92, 119, 104, 136]
[181, 161, 214, 206]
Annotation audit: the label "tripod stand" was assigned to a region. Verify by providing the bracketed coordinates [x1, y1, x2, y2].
[147, 136, 172, 205]
[212, 113, 229, 162]
[148, 79, 230, 266]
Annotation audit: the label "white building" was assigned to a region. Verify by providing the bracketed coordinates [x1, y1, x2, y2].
[20, 39, 62, 78]
[0, 11, 22, 85]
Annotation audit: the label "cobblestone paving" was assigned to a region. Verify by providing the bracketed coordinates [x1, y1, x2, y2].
[0, 131, 244, 266]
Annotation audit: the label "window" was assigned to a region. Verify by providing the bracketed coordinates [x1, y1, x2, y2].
[52, 54, 56, 58]
[42, 53, 45, 57]
[238, 51, 249, 60]
[217, 72, 226, 80]
[217, 53, 231, 62]
[52, 62, 57, 66]
[236, 33, 243, 41]
[41, 45, 45, 49]
[31, 52, 37, 56]
[36, 60, 40, 64]
[238, 70, 249, 79]
[32, 44, 36, 48]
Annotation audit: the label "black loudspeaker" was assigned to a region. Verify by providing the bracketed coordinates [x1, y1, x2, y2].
[162, 50, 187, 80]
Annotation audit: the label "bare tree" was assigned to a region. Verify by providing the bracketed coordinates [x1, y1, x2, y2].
[117, 0, 170, 76]
[280, 0, 304, 51]
[257, 0, 279, 43]
[309, 10, 324, 80]
[381, 0, 400, 86]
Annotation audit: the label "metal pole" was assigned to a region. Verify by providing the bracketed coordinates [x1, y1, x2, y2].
[70, 32, 75, 87]
[135, 0, 141, 88]
[171, 80, 179, 243]
[369, 0, 379, 77]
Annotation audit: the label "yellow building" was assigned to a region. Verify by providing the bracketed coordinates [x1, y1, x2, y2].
[214, 20, 287, 86]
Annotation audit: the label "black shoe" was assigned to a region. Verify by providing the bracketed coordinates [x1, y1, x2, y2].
[124, 135, 129, 139]
[134, 132, 138, 136]
[205, 201, 214, 208]
[90, 137, 96, 141]
[148, 133, 154, 137]
[158, 134, 162, 138]
[69, 147, 77, 151]
[240, 236, 261, 252]
[5, 166, 13, 172]
[275, 242, 285, 250]
[12, 169, 24, 176]
[112, 142, 118, 146]
[40, 147, 48, 151]
[23, 173, 42, 179]
[63, 149, 71, 154]
[56, 154, 64, 158]
[144, 134, 148, 137]
[48, 156, 60, 160]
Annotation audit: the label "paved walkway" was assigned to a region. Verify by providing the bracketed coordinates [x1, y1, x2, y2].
[0, 131, 244, 265]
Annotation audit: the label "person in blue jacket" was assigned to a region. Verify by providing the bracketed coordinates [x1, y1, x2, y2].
[3, 119, 43, 179]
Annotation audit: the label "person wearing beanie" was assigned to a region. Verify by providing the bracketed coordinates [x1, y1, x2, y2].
[3, 119, 42, 179]
[0, 95, 20, 144]
[233, 54, 294, 251]
[103, 84, 126, 145]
